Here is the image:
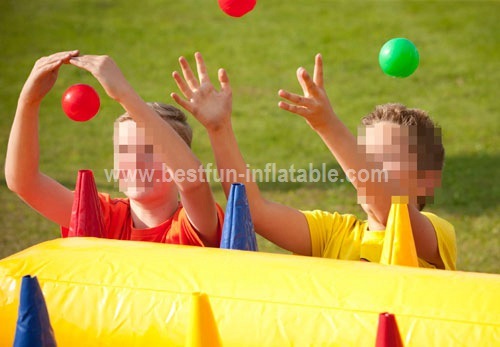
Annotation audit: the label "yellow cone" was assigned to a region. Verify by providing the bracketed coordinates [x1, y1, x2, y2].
[380, 196, 419, 267]
[186, 292, 222, 347]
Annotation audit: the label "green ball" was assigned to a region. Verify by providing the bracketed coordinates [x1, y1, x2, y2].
[379, 38, 420, 78]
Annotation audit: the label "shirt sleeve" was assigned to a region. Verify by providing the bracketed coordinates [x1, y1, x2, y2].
[301, 210, 362, 259]
[172, 203, 225, 247]
[422, 212, 457, 270]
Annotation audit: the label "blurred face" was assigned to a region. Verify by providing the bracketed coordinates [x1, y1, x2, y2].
[361, 121, 417, 173]
[114, 120, 172, 201]
[358, 121, 439, 205]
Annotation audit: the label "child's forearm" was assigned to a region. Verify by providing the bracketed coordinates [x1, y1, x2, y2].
[116, 80, 218, 244]
[69, 54, 210, 191]
[206, 121, 277, 229]
[5, 100, 42, 193]
[5, 51, 82, 227]
[117, 90, 208, 190]
[5, 98, 74, 227]
[313, 116, 364, 182]
[206, 122, 312, 254]
[314, 115, 392, 222]
[169, 50, 312, 253]
[206, 121, 261, 199]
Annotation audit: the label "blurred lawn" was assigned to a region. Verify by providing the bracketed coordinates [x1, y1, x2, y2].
[0, 0, 498, 273]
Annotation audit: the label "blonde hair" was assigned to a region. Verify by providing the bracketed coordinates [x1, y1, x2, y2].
[116, 102, 193, 147]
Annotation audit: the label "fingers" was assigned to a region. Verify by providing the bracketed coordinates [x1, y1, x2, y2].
[170, 92, 193, 113]
[313, 53, 324, 87]
[68, 56, 86, 68]
[218, 68, 231, 94]
[175, 53, 229, 97]
[295, 67, 308, 94]
[68, 54, 104, 66]
[178, 56, 200, 90]
[68, 55, 100, 72]
[172, 70, 194, 99]
[278, 100, 309, 118]
[68, 55, 119, 81]
[37, 59, 65, 73]
[296, 67, 318, 96]
[194, 52, 211, 85]
[278, 89, 313, 108]
[36, 50, 79, 70]
[60, 50, 80, 64]
[45, 50, 79, 63]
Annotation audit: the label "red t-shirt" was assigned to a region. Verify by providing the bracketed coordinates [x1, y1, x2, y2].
[62, 193, 224, 246]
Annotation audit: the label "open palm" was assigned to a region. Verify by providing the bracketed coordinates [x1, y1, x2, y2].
[171, 52, 232, 131]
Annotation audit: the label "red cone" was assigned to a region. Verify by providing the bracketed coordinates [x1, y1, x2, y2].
[375, 312, 403, 347]
[66, 170, 105, 237]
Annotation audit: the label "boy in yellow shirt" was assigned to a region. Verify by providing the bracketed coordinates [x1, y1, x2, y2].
[170, 52, 456, 270]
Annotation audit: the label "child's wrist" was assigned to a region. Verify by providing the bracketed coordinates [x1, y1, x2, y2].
[207, 120, 232, 134]
[311, 115, 338, 133]
[18, 94, 42, 109]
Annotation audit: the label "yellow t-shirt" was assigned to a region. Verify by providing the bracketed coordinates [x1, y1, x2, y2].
[302, 210, 457, 270]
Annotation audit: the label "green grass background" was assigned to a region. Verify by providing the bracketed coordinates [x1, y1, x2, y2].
[0, 0, 498, 273]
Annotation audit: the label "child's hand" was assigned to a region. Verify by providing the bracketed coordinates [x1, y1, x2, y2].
[278, 54, 337, 130]
[69, 55, 133, 102]
[20, 50, 79, 105]
[171, 52, 232, 132]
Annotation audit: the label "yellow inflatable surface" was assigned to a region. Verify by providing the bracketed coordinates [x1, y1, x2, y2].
[0, 238, 499, 346]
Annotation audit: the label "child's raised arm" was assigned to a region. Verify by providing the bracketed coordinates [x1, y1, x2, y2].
[171, 53, 312, 255]
[5, 51, 80, 227]
[69, 55, 219, 246]
[278, 54, 443, 267]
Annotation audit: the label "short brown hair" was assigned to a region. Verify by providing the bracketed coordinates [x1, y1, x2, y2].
[362, 103, 444, 171]
[116, 102, 193, 147]
[361, 103, 444, 210]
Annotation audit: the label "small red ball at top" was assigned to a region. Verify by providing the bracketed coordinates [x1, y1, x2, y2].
[61, 84, 100, 122]
[218, 0, 256, 17]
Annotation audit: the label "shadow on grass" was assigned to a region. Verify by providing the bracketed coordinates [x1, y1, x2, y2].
[438, 153, 499, 216]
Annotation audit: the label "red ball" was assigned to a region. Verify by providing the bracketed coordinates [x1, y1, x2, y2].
[61, 84, 100, 122]
[218, 0, 256, 17]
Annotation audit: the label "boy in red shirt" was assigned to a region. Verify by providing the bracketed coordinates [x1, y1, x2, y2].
[5, 50, 223, 247]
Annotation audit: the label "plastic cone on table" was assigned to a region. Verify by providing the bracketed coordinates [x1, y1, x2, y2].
[13, 275, 56, 347]
[220, 183, 257, 251]
[64, 169, 105, 238]
[375, 312, 403, 347]
[185, 292, 222, 347]
[380, 196, 419, 267]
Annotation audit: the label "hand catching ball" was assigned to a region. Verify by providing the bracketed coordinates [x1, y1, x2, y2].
[62, 84, 100, 122]
[379, 38, 420, 78]
[218, 0, 256, 17]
